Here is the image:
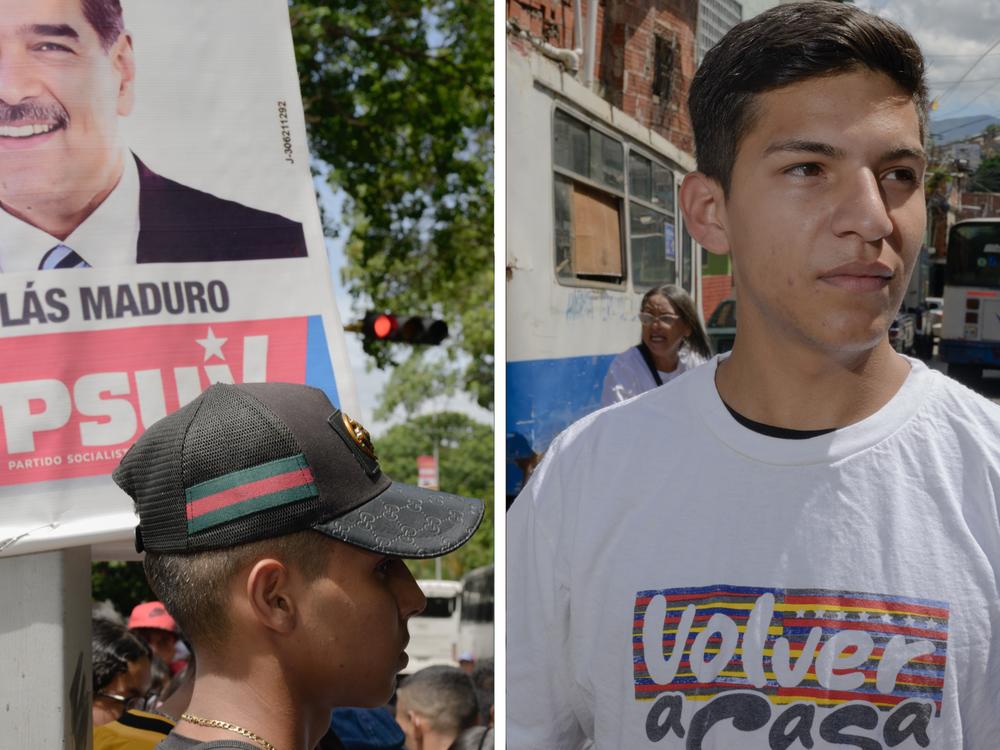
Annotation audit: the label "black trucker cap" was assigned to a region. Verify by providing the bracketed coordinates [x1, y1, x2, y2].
[113, 382, 484, 556]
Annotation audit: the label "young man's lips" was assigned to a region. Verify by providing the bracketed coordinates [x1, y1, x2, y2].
[821, 275, 891, 292]
[819, 262, 893, 292]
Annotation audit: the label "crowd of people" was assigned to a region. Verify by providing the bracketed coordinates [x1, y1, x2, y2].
[92, 603, 494, 750]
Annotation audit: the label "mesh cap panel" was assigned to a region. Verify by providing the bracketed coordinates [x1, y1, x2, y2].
[181, 386, 300, 487]
[114, 382, 484, 557]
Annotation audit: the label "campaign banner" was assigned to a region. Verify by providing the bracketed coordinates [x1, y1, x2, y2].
[0, 1, 358, 557]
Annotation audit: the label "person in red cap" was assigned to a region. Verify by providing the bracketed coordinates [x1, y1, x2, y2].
[128, 601, 180, 669]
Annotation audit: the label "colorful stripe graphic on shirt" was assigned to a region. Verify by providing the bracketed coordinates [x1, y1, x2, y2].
[185, 453, 317, 533]
[632, 584, 949, 716]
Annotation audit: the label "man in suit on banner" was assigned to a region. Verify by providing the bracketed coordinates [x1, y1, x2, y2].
[0, 0, 308, 272]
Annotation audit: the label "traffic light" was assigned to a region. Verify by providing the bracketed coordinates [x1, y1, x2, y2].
[360, 313, 448, 345]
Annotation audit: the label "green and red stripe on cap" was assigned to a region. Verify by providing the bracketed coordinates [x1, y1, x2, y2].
[185, 454, 318, 533]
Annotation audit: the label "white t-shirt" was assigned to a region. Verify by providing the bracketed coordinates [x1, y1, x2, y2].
[600, 345, 707, 407]
[508, 356, 1000, 749]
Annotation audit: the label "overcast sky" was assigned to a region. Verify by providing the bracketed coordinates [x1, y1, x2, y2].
[855, 0, 1000, 122]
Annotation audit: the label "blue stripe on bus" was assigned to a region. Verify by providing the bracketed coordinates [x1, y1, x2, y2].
[940, 339, 1000, 367]
[506, 353, 616, 456]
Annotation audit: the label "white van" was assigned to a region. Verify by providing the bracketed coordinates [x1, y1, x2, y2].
[403, 579, 463, 675]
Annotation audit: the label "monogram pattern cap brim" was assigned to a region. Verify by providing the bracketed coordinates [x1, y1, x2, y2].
[312, 481, 484, 559]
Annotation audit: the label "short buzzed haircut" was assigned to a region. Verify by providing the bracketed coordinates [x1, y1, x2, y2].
[143, 530, 330, 649]
[82, 0, 125, 50]
[689, 0, 927, 195]
[398, 666, 479, 735]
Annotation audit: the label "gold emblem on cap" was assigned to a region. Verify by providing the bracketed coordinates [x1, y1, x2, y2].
[342, 412, 377, 460]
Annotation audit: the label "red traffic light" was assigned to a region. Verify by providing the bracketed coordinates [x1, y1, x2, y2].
[361, 312, 448, 345]
[372, 313, 397, 340]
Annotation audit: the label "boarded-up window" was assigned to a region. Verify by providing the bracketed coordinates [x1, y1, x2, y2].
[572, 184, 623, 277]
[552, 109, 680, 288]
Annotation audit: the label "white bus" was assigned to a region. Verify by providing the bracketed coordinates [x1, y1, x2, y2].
[457, 565, 494, 663]
[403, 579, 463, 675]
[506, 44, 719, 496]
[939, 218, 1000, 382]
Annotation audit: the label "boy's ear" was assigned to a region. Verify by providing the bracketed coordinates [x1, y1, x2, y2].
[245, 558, 297, 635]
[680, 172, 732, 256]
[411, 712, 424, 745]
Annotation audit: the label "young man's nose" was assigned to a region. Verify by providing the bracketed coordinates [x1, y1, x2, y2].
[830, 168, 894, 244]
[396, 565, 428, 618]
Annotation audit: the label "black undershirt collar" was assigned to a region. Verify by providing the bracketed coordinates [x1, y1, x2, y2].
[722, 401, 838, 440]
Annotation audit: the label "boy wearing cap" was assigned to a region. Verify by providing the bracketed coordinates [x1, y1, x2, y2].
[508, 2, 1000, 748]
[128, 601, 180, 670]
[113, 382, 483, 750]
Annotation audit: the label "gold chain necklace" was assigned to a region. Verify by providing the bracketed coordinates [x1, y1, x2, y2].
[180, 713, 277, 750]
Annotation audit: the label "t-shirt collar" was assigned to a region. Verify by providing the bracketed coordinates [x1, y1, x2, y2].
[687, 352, 936, 466]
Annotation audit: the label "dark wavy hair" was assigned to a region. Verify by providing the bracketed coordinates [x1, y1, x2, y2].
[92, 617, 151, 693]
[82, 0, 125, 50]
[640, 284, 712, 359]
[689, 0, 927, 195]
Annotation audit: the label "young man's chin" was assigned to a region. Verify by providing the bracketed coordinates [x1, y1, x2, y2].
[807, 324, 893, 358]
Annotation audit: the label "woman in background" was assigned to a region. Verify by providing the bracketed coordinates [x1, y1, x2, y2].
[92, 618, 153, 728]
[601, 284, 711, 406]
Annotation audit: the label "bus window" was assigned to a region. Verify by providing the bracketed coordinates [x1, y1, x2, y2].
[629, 151, 677, 290]
[553, 110, 627, 286]
[947, 223, 1000, 288]
[421, 595, 458, 618]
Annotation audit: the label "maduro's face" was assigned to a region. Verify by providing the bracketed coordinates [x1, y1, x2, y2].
[0, 0, 134, 226]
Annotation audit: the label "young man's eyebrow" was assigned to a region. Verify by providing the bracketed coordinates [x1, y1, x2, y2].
[20, 24, 81, 40]
[763, 140, 844, 159]
[763, 140, 927, 165]
[881, 146, 927, 165]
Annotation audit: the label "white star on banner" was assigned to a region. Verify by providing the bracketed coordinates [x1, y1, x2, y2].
[815, 609, 825, 619]
[197, 327, 228, 362]
[881, 613, 892, 624]
[796, 610, 806, 618]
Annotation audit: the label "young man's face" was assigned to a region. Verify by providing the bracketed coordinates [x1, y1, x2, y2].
[296, 540, 427, 707]
[717, 69, 926, 357]
[0, 0, 134, 220]
[133, 627, 178, 665]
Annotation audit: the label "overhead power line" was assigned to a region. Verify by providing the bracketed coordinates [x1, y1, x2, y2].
[929, 76, 1000, 86]
[947, 81, 1000, 117]
[936, 35, 1000, 104]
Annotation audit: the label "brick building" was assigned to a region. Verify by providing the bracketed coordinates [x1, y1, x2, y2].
[507, 0, 737, 318]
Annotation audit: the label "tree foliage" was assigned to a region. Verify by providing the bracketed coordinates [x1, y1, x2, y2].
[92, 561, 155, 619]
[971, 154, 1000, 193]
[290, 1, 494, 410]
[373, 412, 493, 579]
